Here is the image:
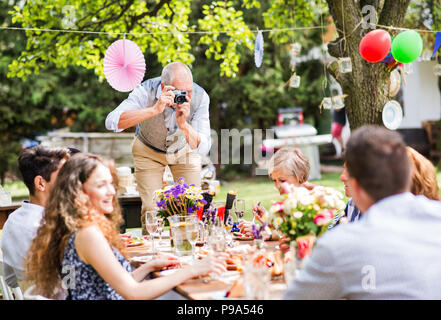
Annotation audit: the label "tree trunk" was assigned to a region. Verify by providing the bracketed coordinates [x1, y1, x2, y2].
[325, 0, 411, 130]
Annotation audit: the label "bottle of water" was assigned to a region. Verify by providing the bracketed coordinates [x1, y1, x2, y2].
[0, 185, 12, 206]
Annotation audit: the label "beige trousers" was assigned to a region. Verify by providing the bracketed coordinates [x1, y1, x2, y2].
[131, 137, 201, 234]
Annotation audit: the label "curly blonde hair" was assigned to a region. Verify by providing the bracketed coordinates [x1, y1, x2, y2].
[406, 147, 440, 201]
[25, 153, 126, 298]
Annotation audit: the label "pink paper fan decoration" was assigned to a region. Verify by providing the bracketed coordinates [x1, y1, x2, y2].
[103, 39, 146, 92]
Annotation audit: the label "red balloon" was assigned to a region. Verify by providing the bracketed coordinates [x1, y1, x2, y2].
[359, 29, 391, 63]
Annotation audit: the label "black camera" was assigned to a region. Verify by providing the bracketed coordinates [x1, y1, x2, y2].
[172, 90, 188, 105]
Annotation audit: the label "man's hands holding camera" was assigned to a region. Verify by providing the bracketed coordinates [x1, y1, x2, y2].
[153, 85, 175, 114]
[153, 85, 190, 130]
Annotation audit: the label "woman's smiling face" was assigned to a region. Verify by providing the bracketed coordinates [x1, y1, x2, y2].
[82, 163, 116, 215]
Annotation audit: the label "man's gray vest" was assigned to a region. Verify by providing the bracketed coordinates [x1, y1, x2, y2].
[136, 77, 204, 154]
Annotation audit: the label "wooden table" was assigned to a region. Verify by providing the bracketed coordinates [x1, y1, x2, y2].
[126, 237, 288, 300]
[0, 202, 21, 229]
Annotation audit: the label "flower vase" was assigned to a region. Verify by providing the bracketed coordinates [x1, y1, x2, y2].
[167, 215, 193, 255]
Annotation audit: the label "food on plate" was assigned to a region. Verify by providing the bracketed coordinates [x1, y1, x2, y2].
[225, 253, 244, 272]
[232, 231, 253, 240]
[125, 235, 145, 247]
[252, 251, 283, 277]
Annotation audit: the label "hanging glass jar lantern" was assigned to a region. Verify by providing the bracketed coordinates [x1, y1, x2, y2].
[332, 95, 345, 110]
[290, 42, 302, 55]
[289, 73, 301, 88]
[402, 63, 413, 75]
[421, 50, 432, 62]
[434, 64, 441, 76]
[321, 97, 333, 110]
[338, 57, 352, 73]
[289, 43, 301, 70]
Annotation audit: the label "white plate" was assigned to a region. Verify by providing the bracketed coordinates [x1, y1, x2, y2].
[382, 100, 403, 130]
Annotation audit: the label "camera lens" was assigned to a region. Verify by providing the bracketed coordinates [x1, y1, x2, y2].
[176, 96, 185, 104]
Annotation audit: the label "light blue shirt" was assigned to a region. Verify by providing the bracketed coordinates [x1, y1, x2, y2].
[1, 201, 44, 288]
[283, 192, 441, 299]
[105, 82, 211, 156]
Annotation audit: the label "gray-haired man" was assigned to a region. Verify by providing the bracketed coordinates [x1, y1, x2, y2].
[106, 62, 211, 233]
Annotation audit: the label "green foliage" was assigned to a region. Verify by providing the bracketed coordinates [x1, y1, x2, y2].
[6, 0, 328, 80]
[198, 1, 254, 77]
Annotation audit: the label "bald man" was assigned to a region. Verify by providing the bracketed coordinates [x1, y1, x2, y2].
[106, 62, 211, 234]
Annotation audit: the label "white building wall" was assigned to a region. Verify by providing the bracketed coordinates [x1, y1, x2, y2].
[400, 60, 441, 129]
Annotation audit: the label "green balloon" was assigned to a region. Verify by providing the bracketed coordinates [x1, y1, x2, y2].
[391, 30, 423, 63]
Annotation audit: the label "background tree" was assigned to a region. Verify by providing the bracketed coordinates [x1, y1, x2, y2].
[4, 0, 439, 180]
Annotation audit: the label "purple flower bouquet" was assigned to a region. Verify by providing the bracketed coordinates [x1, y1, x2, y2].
[153, 177, 207, 225]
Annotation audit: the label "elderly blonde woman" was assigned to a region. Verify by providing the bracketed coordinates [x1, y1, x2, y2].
[239, 147, 314, 244]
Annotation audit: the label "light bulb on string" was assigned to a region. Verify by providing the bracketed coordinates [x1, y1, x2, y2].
[434, 64, 441, 76]
[338, 57, 352, 73]
[289, 73, 301, 88]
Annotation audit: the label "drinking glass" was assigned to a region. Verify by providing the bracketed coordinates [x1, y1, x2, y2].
[156, 216, 164, 245]
[145, 211, 158, 254]
[243, 263, 270, 300]
[0, 186, 12, 207]
[284, 242, 298, 286]
[233, 199, 245, 221]
[185, 220, 199, 261]
[210, 230, 227, 253]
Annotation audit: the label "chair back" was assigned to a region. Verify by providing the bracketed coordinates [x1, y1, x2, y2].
[0, 253, 24, 300]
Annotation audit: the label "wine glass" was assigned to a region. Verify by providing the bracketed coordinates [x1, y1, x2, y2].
[233, 199, 245, 221]
[145, 211, 158, 254]
[156, 216, 164, 246]
[185, 220, 199, 262]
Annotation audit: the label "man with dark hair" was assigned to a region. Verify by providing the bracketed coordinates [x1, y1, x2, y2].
[1, 145, 70, 288]
[283, 125, 441, 299]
